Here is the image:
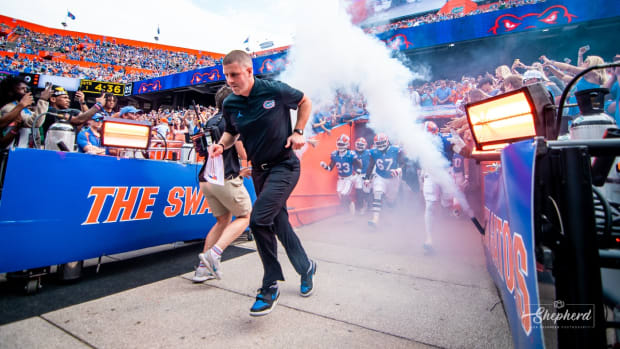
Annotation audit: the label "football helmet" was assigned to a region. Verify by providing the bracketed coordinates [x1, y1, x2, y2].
[336, 134, 350, 151]
[424, 121, 439, 135]
[374, 133, 389, 151]
[355, 137, 367, 151]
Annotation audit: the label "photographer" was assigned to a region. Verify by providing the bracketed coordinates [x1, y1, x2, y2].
[43, 86, 106, 135]
[0, 76, 51, 149]
[76, 113, 107, 155]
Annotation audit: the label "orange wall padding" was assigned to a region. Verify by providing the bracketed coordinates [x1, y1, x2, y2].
[0, 15, 225, 58]
[288, 123, 357, 227]
[0, 51, 39, 62]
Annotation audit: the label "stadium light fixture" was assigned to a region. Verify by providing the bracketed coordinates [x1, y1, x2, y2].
[101, 117, 152, 150]
[465, 83, 555, 151]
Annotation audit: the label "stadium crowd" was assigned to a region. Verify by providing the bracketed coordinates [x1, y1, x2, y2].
[308, 44, 619, 137]
[0, 26, 219, 83]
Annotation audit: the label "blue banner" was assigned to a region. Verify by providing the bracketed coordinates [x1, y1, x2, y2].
[0, 148, 256, 273]
[133, 65, 224, 95]
[483, 139, 542, 349]
[132, 52, 290, 95]
[375, 0, 620, 51]
[252, 52, 289, 75]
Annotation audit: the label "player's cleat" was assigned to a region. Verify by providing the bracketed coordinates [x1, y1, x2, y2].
[300, 260, 317, 297]
[423, 243, 434, 255]
[199, 250, 222, 280]
[250, 285, 280, 316]
[192, 263, 216, 283]
[452, 201, 462, 217]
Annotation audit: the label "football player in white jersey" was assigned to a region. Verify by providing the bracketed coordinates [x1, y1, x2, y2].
[419, 120, 455, 253]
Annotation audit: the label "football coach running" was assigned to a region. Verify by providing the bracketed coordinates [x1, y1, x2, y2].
[208, 50, 316, 316]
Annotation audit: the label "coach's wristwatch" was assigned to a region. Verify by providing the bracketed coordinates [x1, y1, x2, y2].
[293, 128, 304, 135]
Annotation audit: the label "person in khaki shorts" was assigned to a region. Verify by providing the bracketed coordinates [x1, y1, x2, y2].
[193, 85, 252, 282]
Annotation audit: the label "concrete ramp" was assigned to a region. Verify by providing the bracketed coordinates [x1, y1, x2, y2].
[0, 208, 512, 349]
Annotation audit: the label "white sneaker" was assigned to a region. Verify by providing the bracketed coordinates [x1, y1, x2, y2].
[199, 250, 222, 280]
[368, 212, 379, 227]
[192, 263, 216, 283]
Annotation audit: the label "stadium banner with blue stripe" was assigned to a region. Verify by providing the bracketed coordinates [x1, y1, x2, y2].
[375, 0, 620, 51]
[132, 52, 290, 95]
[483, 139, 543, 349]
[0, 148, 256, 273]
[252, 52, 288, 75]
[133, 65, 224, 95]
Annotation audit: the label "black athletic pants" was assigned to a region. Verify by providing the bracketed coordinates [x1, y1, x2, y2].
[250, 155, 312, 288]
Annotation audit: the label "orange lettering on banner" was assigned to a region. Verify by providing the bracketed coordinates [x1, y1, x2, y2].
[164, 187, 184, 217]
[484, 208, 532, 336]
[494, 215, 503, 275]
[82, 187, 116, 225]
[503, 221, 515, 292]
[134, 187, 159, 220]
[198, 194, 209, 215]
[104, 187, 141, 223]
[513, 233, 532, 335]
[183, 187, 204, 216]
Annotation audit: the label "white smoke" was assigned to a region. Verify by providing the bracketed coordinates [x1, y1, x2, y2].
[279, 0, 469, 214]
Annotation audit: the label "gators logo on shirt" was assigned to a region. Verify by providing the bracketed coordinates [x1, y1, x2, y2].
[263, 100, 275, 109]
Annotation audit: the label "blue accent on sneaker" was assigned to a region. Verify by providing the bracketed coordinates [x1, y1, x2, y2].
[250, 286, 280, 316]
[300, 260, 316, 297]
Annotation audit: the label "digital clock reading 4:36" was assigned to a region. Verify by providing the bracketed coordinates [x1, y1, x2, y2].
[79, 80, 127, 96]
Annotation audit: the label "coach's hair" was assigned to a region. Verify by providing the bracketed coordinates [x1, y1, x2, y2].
[215, 85, 233, 109]
[223, 50, 253, 67]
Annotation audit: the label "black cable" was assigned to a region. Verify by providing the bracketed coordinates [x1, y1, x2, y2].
[155, 131, 168, 160]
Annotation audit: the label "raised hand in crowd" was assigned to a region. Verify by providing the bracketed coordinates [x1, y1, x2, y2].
[40, 83, 52, 102]
[577, 45, 590, 66]
[442, 115, 471, 136]
[75, 90, 88, 112]
[18, 90, 34, 109]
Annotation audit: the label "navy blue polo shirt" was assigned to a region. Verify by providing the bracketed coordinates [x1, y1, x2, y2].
[223, 78, 303, 165]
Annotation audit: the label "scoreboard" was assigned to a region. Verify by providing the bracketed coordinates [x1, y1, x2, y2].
[79, 80, 130, 96]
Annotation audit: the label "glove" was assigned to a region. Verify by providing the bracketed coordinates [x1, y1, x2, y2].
[320, 161, 329, 170]
[356, 168, 362, 174]
[447, 130, 466, 154]
[390, 168, 402, 178]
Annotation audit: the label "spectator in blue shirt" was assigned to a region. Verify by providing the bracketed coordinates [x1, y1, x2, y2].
[434, 80, 453, 105]
[420, 87, 434, 106]
[77, 113, 107, 154]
